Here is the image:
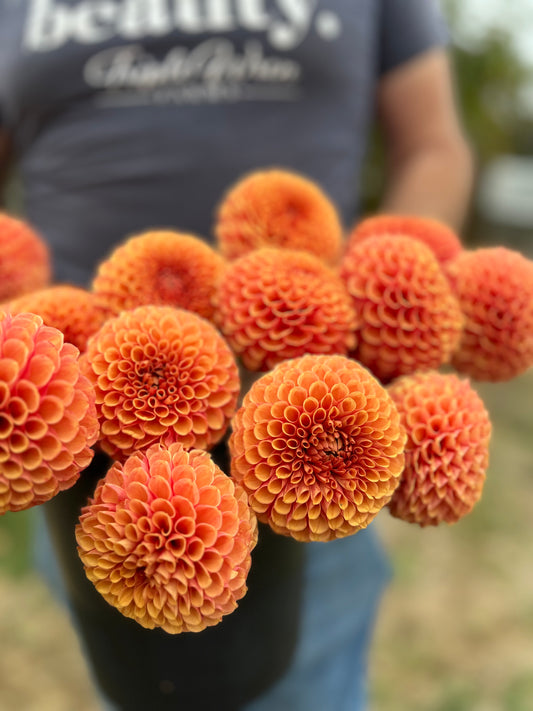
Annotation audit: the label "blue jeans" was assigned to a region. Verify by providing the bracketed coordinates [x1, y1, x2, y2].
[246, 529, 390, 711]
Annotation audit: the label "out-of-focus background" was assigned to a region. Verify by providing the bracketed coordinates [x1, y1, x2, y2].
[1, 1, 532, 709]
[368, 2, 533, 707]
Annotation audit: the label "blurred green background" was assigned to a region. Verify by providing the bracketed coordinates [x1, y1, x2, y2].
[1, 1, 532, 709]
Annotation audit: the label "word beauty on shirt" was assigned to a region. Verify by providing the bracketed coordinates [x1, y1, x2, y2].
[24, 0, 323, 52]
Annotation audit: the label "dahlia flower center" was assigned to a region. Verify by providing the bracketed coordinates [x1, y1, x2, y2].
[141, 365, 166, 390]
[157, 266, 187, 302]
[128, 520, 193, 588]
[297, 421, 355, 479]
[133, 359, 176, 400]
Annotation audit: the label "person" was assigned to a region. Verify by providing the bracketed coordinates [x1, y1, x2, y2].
[0, 1, 473, 709]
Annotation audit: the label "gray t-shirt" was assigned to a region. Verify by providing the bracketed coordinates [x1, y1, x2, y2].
[0, 0, 446, 285]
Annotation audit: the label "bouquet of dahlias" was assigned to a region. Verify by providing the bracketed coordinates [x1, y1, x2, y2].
[1, 168, 532, 638]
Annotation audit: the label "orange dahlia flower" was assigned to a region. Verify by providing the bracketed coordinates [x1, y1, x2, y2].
[82, 305, 240, 460]
[349, 214, 463, 265]
[0, 212, 51, 300]
[92, 231, 226, 322]
[339, 235, 464, 382]
[446, 247, 533, 381]
[215, 169, 343, 265]
[388, 371, 492, 526]
[76, 442, 257, 633]
[4, 285, 109, 352]
[230, 354, 406, 542]
[0, 311, 98, 514]
[215, 248, 357, 372]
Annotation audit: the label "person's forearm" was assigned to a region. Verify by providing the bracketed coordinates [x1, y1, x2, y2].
[380, 136, 474, 232]
[0, 132, 12, 208]
[376, 49, 475, 233]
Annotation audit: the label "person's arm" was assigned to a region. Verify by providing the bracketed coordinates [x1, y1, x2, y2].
[0, 129, 13, 207]
[377, 48, 474, 231]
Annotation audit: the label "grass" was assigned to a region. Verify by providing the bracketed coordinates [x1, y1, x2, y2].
[0, 509, 34, 578]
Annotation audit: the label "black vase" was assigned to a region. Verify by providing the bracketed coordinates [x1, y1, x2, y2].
[42, 443, 305, 711]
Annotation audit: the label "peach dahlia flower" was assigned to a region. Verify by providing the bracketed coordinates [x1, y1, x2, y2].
[0, 212, 51, 300]
[92, 231, 226, 322]
[447, 247, 533, 381]
[4, 285, 109, 352]
[230, 354, 406, 542]
[349, 214, 462, 265]
[215, 247, 357, 371]
[82, 305, 240, 460]
[0, 311, 98, 514]
[215, 169, 343, 265]
[340, 235, 463, 382]
[76, 442, 257, 633]
[388, 371, 492, 526]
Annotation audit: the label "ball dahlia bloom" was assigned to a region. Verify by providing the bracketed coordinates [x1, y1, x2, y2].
[446, 247, 533, 381]
[82, 305, 240, 460]
[0, 311, 98, 514]
[349, 214, 463, 265]
[339, 235, 464, 383]
[388, 371, 492, 526]
[76, 442, 257, 633]
[214, 248, 357, 372]
[0, 212, 51, 300]
[230, 354, 406, 542]
[4, 285, 109, 352]
[92, 231, 226, 322]
[215, 169, 343, 265]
